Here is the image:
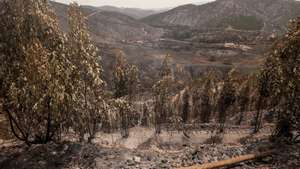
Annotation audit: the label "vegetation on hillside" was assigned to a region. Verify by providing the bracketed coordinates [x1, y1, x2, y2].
[224, 15, 264, 30]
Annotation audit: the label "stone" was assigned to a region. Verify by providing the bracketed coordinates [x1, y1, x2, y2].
[126, 159, 135, 166]
[133, 156, 141, 163]
[38, 160, 46, 166]
[161, 159, 168, 163]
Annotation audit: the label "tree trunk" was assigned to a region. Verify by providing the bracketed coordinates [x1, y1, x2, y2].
[237, 110, 244, 125]
[253, 96, 263, 133]
[177, 151, 273, 169]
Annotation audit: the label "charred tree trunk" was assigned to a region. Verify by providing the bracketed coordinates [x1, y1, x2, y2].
[182, 91, 190, 123]
[237, 102, 247, 125]
[141, 103, 149, 127]
[4, 96, 54, 146]
[121, 109, 129, 138]
[253, 96, 263, 133]
[177, 151, 274, 169]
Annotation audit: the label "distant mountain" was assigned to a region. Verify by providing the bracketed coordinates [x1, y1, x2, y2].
[50, 2, 163, 43]
[97, 6, 160, 19]
[86, 10, 163, 43]
[142, 0, 300, 32]
[194, 0, 215, 5]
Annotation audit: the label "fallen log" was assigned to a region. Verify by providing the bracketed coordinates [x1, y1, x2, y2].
[177, 150, 274, 169]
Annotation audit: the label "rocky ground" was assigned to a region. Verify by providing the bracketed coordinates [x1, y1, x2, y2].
[0, 140, 299, 169]
[0, 127, 299, 169]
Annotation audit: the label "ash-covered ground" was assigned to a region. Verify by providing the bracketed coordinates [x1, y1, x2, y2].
[0, 127, 299, 169]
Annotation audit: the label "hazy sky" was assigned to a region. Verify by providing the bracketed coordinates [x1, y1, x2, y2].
[53, 0, 215, 9]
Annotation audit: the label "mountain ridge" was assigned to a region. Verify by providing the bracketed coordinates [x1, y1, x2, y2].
[96, 5, 161, 19]
[142, 0, 300, 33]
[50, 1, 163, 43]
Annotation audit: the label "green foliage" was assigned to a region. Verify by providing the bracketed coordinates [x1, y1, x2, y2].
[225, 15, 264, 30]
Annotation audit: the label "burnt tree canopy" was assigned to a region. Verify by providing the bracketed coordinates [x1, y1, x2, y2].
[260, 17, 300, 137]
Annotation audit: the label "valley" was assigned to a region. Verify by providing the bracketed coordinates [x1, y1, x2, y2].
[51, 0, 300, 81]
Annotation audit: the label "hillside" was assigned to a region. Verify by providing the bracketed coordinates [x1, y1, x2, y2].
[48, 0, 298, 80]
[97, 6, 160, 19]
[50, 1, 163, 43]
[49, 1, 270, 79]
[143, 0, 300, 32]
[86, 10, 163, 43]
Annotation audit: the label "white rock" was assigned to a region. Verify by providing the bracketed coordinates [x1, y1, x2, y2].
[133, 156, 141, 163]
